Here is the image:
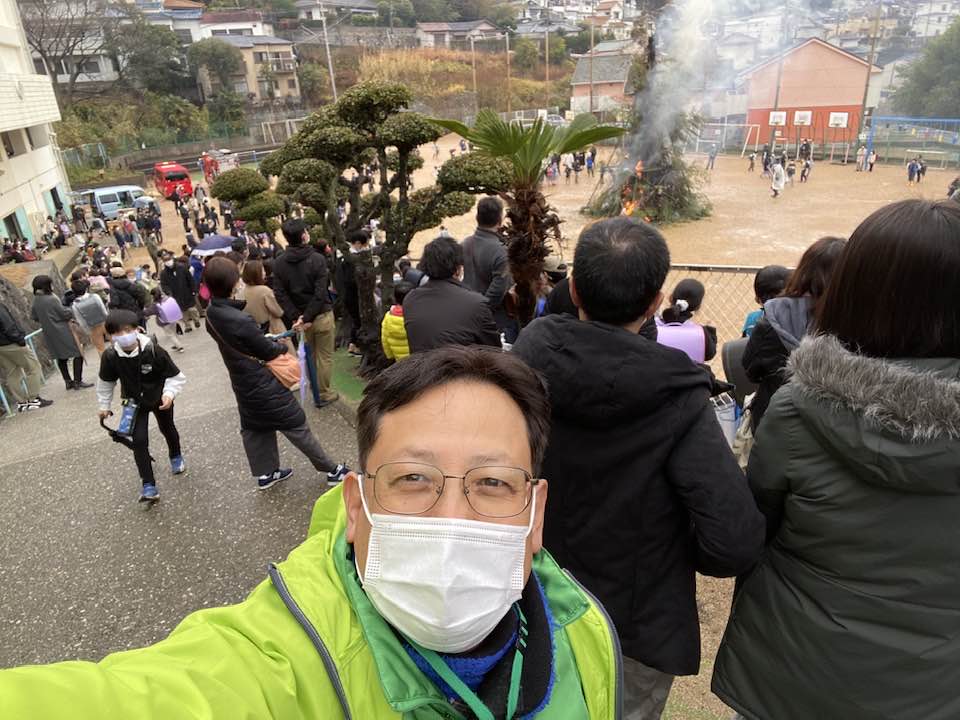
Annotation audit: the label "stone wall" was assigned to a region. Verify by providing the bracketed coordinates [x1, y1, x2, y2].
[0, 259, 69, 370]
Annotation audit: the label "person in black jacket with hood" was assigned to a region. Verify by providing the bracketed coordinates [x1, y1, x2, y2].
[512, 217, 764, 720]
[203, 257, 348, 491]
[742, 235, 845, 431]
[272, 219, 338, 407]
[159, 251, 200, 332]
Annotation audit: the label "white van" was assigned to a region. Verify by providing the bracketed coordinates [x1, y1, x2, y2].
[77, 185, 147, 221]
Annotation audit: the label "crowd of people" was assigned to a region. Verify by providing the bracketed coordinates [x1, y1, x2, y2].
[1, 145, 959, 720]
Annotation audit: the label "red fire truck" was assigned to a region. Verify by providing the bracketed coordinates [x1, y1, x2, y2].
[153, 162, 193, 199]
[201, 149, 240, 185]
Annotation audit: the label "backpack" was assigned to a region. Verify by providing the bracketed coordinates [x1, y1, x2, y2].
[74, 295, 108, 328]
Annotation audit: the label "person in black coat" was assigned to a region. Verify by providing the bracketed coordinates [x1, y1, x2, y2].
[742, 236, 845, 431]
[202, 257, 346, 490]
[512, 217, 764, 720]
[159, 252, 200, 331]
[403, 236, 501, 354]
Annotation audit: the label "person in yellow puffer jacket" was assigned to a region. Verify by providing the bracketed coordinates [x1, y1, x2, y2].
[381, 280, 412, 361]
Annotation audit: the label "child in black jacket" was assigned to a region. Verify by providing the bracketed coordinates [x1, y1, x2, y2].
[97, 310, 187, 502]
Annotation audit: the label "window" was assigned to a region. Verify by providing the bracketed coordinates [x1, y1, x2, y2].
[211, 29, 228, 35]
[76, 58, 100, 74]
[50, 186, 63, 211]
[174, 29, 193, 44]
[98, 193, 119, 204]
[254, 52, 267, 62]
[233, 80, 249, 94]
[33, 58, 46, 74]
[306, 10, 313, 18]
[288, 78, 297, 89]
[25, 127, 36, 151]
[111, 57, 121, 72]
[1, 130, 26, 158]
[273, 80, 279, 89]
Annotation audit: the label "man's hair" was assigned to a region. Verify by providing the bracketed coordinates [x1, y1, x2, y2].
[358, 346, 551, 473]
[754, 265, 791, 304]
[815, 199, 960, 358]
[281, 218, 307, 245]
[231, 238, 247, 254]
[348, 229, 370, 246]
[71, 279, 89, 296]
[393, 280, 413, 305]
[783, 236, 846, 299]
[105, 309, 140, 334]
[572, 217, 670, 325]
[398, 258, 411, 272]
[476, 197, 503, 228]
[203, 256, 240, 299]
[419, 236, 463, 280]
[225, 251, 244, 267]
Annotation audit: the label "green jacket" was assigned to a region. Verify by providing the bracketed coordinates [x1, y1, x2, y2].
[1, 487, 623, 719]
[712, 335, 960, 720]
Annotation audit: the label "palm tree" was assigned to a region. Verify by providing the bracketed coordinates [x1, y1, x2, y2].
[434, 110, 625, 328]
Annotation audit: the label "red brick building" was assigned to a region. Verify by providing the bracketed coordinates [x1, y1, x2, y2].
[741, 38, 881, 148]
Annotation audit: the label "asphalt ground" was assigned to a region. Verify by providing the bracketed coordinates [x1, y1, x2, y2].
[0, 324, 358, 667]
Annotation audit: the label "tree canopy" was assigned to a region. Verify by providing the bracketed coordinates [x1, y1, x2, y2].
[188, 38, 245, 90]
[893, 20, 960, 117]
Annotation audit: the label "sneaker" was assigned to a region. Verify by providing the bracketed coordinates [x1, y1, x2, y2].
[327, 463, 349, 485]
[171, 455, 186, 475]
[34, 397, 53, 408]
[17, 399, 42, 412]
[74, 380, 94, 389]
[314, 394, 339, 409]
[257, 468, 293, 491]
[139, 483, 159, 502]
[184, 326, 192, 333]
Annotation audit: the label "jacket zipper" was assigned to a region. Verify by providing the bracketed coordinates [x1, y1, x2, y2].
[564, 570, 624, 720]
[268, 563, 354, 720]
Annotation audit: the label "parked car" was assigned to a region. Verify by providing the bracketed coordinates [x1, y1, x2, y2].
[76, 185, 147, 220]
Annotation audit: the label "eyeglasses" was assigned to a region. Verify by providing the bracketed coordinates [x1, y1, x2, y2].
[363, 462, 539, 519]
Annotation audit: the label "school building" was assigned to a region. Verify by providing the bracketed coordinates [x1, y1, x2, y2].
[740, 38, 882, 150]
[0, 0, 71, 247]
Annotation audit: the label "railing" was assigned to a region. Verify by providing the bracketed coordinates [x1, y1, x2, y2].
[0, 329, 52, 417]
[264, 59, 297, 72]
[663, 264, 765, 375]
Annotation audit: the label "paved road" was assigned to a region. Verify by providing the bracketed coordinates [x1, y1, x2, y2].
[0, 325, 358, 668]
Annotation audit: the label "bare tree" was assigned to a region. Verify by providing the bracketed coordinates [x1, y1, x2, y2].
[19, 0, 127, 106]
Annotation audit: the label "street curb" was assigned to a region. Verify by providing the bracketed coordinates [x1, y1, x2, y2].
[333, 396, 358, 427]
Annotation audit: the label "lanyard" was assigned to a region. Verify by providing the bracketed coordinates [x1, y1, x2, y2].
[411, 606, 528, 720]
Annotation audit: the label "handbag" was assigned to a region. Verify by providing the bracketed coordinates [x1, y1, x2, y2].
[732, 393, 757, 471]
[207, 316, 301, 391]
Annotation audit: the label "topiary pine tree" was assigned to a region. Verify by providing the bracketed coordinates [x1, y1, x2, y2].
[210, 167, 285, 234]
[259, 80, 490, 369]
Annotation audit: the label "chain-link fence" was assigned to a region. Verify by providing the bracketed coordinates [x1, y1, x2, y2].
[664, 264, 764, 375]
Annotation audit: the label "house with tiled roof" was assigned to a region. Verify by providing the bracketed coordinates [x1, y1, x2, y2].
[415, 20, 501, 48]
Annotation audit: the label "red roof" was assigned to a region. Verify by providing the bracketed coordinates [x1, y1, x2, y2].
[163, 0, 203, 9]
[739, 37, 882, 79]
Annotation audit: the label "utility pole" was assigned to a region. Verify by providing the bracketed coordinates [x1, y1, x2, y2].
[858, 4, 882, 143]
[544, 26, 550, 110]
[589, 15, 595, 114]
[768, 0, 789, 149]
[470, 35, 478, 110]
[505, 31, 512, 113]
[318, 0, 338, 100]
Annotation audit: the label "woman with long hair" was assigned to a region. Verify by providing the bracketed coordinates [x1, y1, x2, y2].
[713, 199, 960, 719]
[31, 274, 91, 390]
[741, 235, 846, 429]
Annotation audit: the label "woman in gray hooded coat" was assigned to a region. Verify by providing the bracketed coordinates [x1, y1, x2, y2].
[31, 274, 91, 390]
[713, 199, 960, 720]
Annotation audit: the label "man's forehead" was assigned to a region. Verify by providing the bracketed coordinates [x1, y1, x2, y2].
[380, 445, 512, 466]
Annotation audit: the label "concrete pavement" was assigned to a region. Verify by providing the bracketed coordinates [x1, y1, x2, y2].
[0, 322, 358, 668]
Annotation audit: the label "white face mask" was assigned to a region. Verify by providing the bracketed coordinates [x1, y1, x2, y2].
[357, 476, 534, 654]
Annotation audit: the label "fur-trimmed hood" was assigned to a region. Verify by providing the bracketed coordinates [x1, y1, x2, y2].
[786, 334, 960, 492]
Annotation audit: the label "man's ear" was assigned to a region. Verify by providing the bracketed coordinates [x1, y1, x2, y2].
[342, 472, 363, 543]
[569, 274, 581, 309]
